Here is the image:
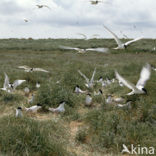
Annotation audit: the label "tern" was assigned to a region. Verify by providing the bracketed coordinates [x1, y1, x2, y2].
[151, 65, 156, 71]
[36, 82, 40, 88]
[16, 107, 23, 117]
[85, 93, 92, 106]
[1, 73, 26, 92]
[25, 104, 41, 113]
[105, 95, 112, 104]
[117, 101, 132, 109]
[18, 65, 49, 73]
[60, 45, 109, 54]
[24, 19, 28, 22]
[36, 5, 51, 10]
[90, 0, 102, 5]
[78, 68, 96, 88]
[115, 63, 151, 95]
[94, 89, 103, 96]
[74, 85, 87, 94]
[48, 101, 65, 113]
[103, 25, 143, 49]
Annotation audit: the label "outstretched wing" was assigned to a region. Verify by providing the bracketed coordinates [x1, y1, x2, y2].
[13, 80, 26, 90]
[59, 45, 80, 51]
[115, 70, 137, 91]
[78, 70, 89, 83]
[124, 37, 143, 46]
[43, 5, 51, 9]
[77, 33, 87, 40]
[33, 68, 49, 73]
[18, 65, 30, 70]
[136, 63, 151, 89]
[4, 73, 9, 89]
[90, 68, 96, 83]
[86, 48, 109, 53]
[103, 25, 123, 46]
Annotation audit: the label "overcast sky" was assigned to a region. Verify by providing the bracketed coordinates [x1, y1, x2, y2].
[0, 0, 156, 39]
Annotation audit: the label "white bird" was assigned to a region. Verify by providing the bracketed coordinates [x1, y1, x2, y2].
[25, 104, 41, 113]
[16, 107, 23, 117]
[77, 33, 87, 40]
[115, 63, 151, 95]
[85, 94, 92, 106]
[103, 25, 143, 49]
[90, 0, 102, 5]
[117, 101, 132, 109]
[24, 87, 30, 96]
[97, 76, 103, 83]
[18, 65, 49, 73]
[105, 95, 112, 104]
[74, 85, 87, 94]
[113, 97, 124, 103]
[78, 68, 96, 88]
[60, 46, 109, 54]
[94, 89, 103, 96]
[36, 82, 40, 88]
[36, 5, 51, 10]
[48, 101, 65, 113]
[24, 19, 28, 22]
[1, 73, 26, 92]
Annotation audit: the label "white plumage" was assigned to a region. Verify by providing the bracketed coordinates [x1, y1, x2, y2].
[103, 25, 143, 49]
[115, 63, 151, 95]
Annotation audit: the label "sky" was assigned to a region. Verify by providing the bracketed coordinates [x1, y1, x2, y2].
[0, 0, 156, 39]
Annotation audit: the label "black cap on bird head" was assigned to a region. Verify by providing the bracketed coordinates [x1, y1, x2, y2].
[142, 88, 147, 94]
[17, 107, 22, 110]
[37, 103, 41, 106]
[99, 89, 103, 94]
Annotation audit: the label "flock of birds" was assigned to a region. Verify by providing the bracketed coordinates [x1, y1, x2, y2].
[1, 60, 154, 118]
[2, 1, 155, 120]
[59, 25, 143, 53]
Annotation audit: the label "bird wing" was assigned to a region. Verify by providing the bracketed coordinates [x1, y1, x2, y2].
[18, 65, 30, 70]
[90, 68, 96, 83]
[4, 73, 9, 89]
[59, 45, 80, 51]
[103, 25, 123, 46]
[115, 71, 137, 91]
[86, 48, 109, 53]
[78, 70, 89, 83]
[124, 37, 143, 46]
[13, 80, 26, 90]
[77, 33, 87, 40]
[43, 5, 51, 9]
[136, 63, 151, 89]
[33, 68, 49, 73]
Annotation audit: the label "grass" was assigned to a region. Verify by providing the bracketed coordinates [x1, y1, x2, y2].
[0, 38, 155, 155]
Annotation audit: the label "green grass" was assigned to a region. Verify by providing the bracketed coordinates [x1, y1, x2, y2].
[0, 38, 155, 155]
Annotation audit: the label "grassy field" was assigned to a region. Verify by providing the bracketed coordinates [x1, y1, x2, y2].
[0, 38, 155, 156]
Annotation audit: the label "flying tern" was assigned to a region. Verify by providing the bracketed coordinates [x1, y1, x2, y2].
[115, 63, 151, 95]
[103, 25, 143, 49]
[1, 73, 26, 92]
[18, 65, 49, 73]
[60, 45, 109, 53]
